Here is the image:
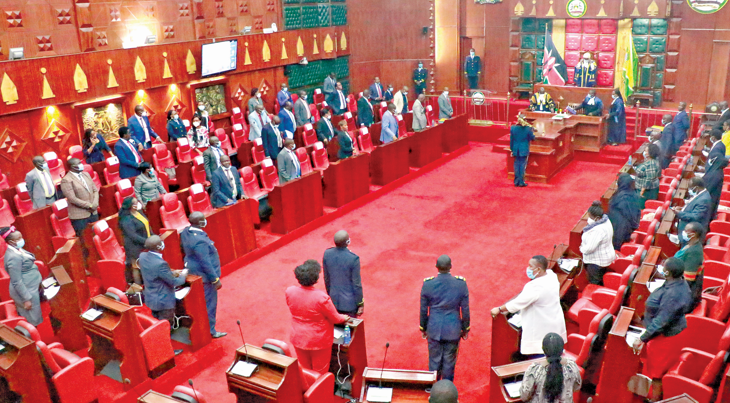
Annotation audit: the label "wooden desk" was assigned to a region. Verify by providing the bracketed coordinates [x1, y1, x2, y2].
[506, 113, 575, 183]
[594, 307, 641, 403]
[323, 153, 370, 208]
[541, 85, 614, 112]
[204, 201, 257, 266]
[172, 274, 212, 351]
[99, 183, 118, 218]
[359, 368, 437, 403]
[490, 312, 522, 369]
[627, 246, 661, 322]
[14, 204, 55, 264]
[672, 179, 689, 207]
[226, 344, 304, 403]
[440, 114, 469, 153]
[654, 209, 679, 257]
[269, 172, 324, 235]
[569, 211, 590, 256]
[490, 358, 545, 403]
[48, 238, 89, 308]
[522, 110, 606, 153]
[0, 324, 53, 403]
[138, 390, 180, 403]
[81, 295, 149, 389]
[409, 125, 443, 168]
[369, 137, 410, 186]
[330, 318, 367, 397]
[600, 165, 635, 212]
[547, 243, 585, 303]
[48, 266, 88, 351]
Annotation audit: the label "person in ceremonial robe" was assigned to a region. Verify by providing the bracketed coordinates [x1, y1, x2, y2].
[529, 87, 555, 113]
[574, 53, 597, 88]
[574, 89, 603, 117]
[608, 88, 626, 145]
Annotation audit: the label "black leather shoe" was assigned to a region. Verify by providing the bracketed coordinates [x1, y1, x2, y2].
[212, 331, 228, 339]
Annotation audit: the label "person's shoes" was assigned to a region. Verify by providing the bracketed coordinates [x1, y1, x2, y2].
[174, 349, 184, 356]
[212, 331, 228, 339]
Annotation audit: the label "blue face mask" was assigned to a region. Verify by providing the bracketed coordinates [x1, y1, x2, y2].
[15, 239, 25, 249]
[40, 163, 49, 170]
[526, 267, 537, 280]
[681, 231, 691, 242]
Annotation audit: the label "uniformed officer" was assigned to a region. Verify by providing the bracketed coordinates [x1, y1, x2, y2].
[180, 212, 227, 338]
[323, 230, 364, 316]
[464, 48, 482, 90]
[413, 61, 428, 95]
[420, 255, 470, 381]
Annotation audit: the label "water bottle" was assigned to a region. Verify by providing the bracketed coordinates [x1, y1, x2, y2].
[628, 155, 632, 166]
[344, 325, 351, 345]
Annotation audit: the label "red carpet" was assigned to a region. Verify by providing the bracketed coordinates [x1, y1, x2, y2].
[148, 143, 620, 402]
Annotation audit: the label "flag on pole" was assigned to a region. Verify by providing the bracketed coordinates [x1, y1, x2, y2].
[542, 26, 567, 86]
[621, 35, 638, 99]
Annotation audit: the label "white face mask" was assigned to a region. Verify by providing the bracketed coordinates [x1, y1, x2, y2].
[136, 202, 143, 210]
[470, 52, 475, 57]
[444, 91, 449, 96]
[587, 218, 596, 225]
[198, 105, 205, 111]
[193, 121, 200, 127]
[302, 95, 307, 100]
[283, 87, 288, 92]
[257, 93, 261, 98]
[158, 242, 165, 251]
[200, 219, 207, 228]
[76, 163, 85, 172]
[612, 94, 618, 99]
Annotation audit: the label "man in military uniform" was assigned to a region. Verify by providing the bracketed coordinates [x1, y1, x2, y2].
[420, 255, 470, 381]
[181, 212, 227, 338]
[413, 61, 428, 95]
[322, 230, 364, 316]
[464, 48, 481, 89]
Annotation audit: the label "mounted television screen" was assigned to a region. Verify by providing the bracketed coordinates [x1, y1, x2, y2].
[201, 40, 238, 77]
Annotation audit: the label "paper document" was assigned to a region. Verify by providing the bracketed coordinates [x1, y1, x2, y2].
[44, 285, 60, 300]
[694, 172, 704, 178]
[41, 277, 57, 288]
[175, 287, 191, 300]
[82, 308, 103, 321]
[647, 279, 665, 293]
[626, 326, 646, 347]
[230, 360, 258, 377]
[507, 313, 522, 328]
[668, 233, 679, 245]
[333, 327, 345, 344]
[558, 259, 580, 273]
[718, 205, 730, 213]
[366, 386, 393, 403]
[504, 381, 523, 398]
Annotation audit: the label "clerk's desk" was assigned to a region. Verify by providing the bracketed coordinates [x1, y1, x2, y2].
[47, 265, 88, 351]
[226, 344, 304, 403]
[0, 323, 53, 403]
[540, 85, 614, 110]
[359, 368, 437, 403]
[521, 109, 606, 153]
[506, 113, 575, 183]
[489, 357, 544, 403]
[592, 307, 641, 403]
[331, 318, 368, 398]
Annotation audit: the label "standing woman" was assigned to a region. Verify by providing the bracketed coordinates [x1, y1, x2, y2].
[82, 128, 114, 164]
[608, 88, 626, 146]
[336, 120, 354, 160]
[634, 143, 661, 209]
[187, 115, 210, 149]
[520, 333, 582, 403]
[134, 162, 167, 207]
[166, 110, 186, 141]
[248, 88, 263, 115]
[118, 197, 153, 284]
[2, 226, 43, 326]
[608, 173, 641, 250]
[580, 201, 616, 285]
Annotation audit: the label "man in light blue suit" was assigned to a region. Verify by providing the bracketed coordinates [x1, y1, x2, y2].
[211, 155, 244, 208]
[380, 103, 399, 144]
[127, 105, 159, 149]
[278, 101, 296, 139]
[277, 83, 293, 108]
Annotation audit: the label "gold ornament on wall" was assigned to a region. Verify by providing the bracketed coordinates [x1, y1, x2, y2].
[597, 0, 607, 16]
[134, 56, 147, 83]
[262, 40, 271, 62]
[40, 68, 55, 99]
[313, 34, 319, 55]
[163, 52, 173, 79]
[546, 0, 555, 16]
[244, 42, 252, 65]
[530, 0, 537, 15]
[340, 32, 347, 51]
[74, 64, 88, 93]
[186, 50, 197, 74]
[631, 0, 641, 16]
[1, 73, 18, 105]
[281, 38, 288, 60]
[514, 0, 525, 15]
[297, 36, 304, 57]
[107, 59, 119, 88]
[647, 0, 659, 16]
[324, 34, 334, 53]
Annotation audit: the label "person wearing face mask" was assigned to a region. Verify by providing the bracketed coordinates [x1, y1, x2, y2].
[276, 139, 302, 184]
[25, 155, 57, 209]
[248, 87, 264, 115]
[673, 177, 712, 247]
[166, 109, 186, 141]
[335, 120, 354, 160]
[673, 222, 704, 311]
[439, 87, 454, 120]
[393, 86, 410, 114]
[633, 143, 661, 209]
[128, 104, 160, 149]
[369, 77, 384, 103]
[248, 104, 268, 141]
[323, 230, 364, 316]
[187, 115, 210, 149]
[412, 94, 428, 132]
[203, 136, 225, 182]
[211, 155, 245, 207]
[118, 196, 153, 284]
[114, 126, 144, 179]
[262, 116, 284, 158]
[648, 129, 669, 169]
[608, 88, 626, 146]
[277, 83, 293, 108]
[357, 89, 374, 127]
[2, 226, 42, 326]
[323, 72, 337, 97]
[328, 82, 349, 116]
[464, 48, 482, 89]
[381, 103, 399, 144]
[579, 201, 616, 285]
[384, 85, 395, 102]
[181, 212, 226, 338]
[194, 101, 214, 133]
[277, 101, 296, 139]
[60, 158, 99, 237]
[133, 162, 167, 206]
[413, 61, 428, 95]
[491, 255, 566, 358]
[294, 90, 312, 127]
[82, 128, 114, 164]
[529, 87, 555, 113]
[573, 89, 603, 117]
[316, 109, 335, 145]
[608, 173, 641, 250]
[658, 114, 675, 168]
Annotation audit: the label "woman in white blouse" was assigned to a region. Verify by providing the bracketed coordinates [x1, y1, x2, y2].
[187, 115, 210, 149]
[491, 255, 567, 357]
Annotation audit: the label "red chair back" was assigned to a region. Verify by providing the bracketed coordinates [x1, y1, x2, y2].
[232, 123, 248, 148]
[50, 199, 75, 239]
[296, 148, 313, 175]
[379, 102, 388, 118]
[0, 171, 9, 191]
[104, 156, 121, 185]
[217, 130, 235, 155]
[13, 183, 33, 215]
[231, 107, 244, 126]
[43, 151, 66, 181]
[114, 179, 134, 209]
[68, 145, 84, 161]
[160, 193, 190, 231]
[396, 114, 408, 137]
[343, 112, 356, 131]
[311, 142, 329, 172]
[302, 123, 317, 146]
[176, 138, 193, 163]
[0, 199, 13, 227]
[83, 164, 102, 189]
[313, 88, 324, 105]
[252, 138, 266, 164]
[152, 143, 175, 170]
[347, 94, 357, 114]
[259, 159, 279, 191]
[425, 105, 436, 126]
[187, 183, 213, 215]
[192, 156, 208, 186]
[92, 220, 125, 262]
[240, 166, 267, 199]
[309, 104, 321, 122]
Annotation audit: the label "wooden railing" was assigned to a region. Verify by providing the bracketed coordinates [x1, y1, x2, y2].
[422, 90, 513, 125]
[633, 102, 718, 139]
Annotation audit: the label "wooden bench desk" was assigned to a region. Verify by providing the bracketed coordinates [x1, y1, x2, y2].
[489, 358, 545, 403]
[226, 344, 304, 403]
[359, 368, 437, 403]
[0, 324, 53, 402]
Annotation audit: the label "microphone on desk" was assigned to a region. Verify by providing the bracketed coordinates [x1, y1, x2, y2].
[188, 379, 201, 403]
[236, 320, 251, 363]
[379, 342, 390, 389]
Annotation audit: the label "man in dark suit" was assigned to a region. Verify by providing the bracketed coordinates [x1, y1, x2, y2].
[673, 177, 713, 246]
[357, 89, 374, 127]
[706, 131, 726, 161]
[316, 109, 335, 145]
[660, 114, 674, 168]
[278, 101, 296, 139]
[464, 48, 481, 89]
[127, 104, 159, 149]
[323, 73, 337, 98]
[139, 236, 187, 329]
[420, 255, 470, 382]
[649, 129, 669, 170]
[114, 127, 144, 179]
[413, 61, 428, 95]
[336, 120, 354, 160]
[510, 115, 536, 187]
[25, 155, 57, 209]
[181, 212, 226, 338]
[575, 89, 603, 117]
[328, 82, 348, 116]
[262, 116, 284, 158]
[211, 155, 245, 208]
[323, 230, 363, 316]
[711, 101, 730, 137]
[369, 77, 384, 103]
[672, 102, 690, 154]
[276, 140, 301, 184]
[203, 136, 225, 182]
[384, 85, 394, 102]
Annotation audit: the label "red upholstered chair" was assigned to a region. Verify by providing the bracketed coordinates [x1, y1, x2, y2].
[50, 199, 75, 250]
[68, 145, 84, 161]
[396, 114, 410, 137]
[583, 19, 599, 33]
[274, 102, 280, 115]
[302, 123, 317, 146]
[114, 179, 134, 210]
[0, 300, 21, 328]
[581, 35, 598, 51]
[343, 112, 356, 131]
[597, 52, 616, 69]
[13, 183, 34, 215]
[567, 285, 627, 323]
[83, 164, 102, 189]
[564, 310, 609, 383]
[240, 166, 268, 200]
[160, 193, 189, 232]
[152, 144, 178, 186]
[612, 245, 643, 271]
[176, 137, 194, 163]
[310, 104, 321, 122]
[566, 19, 582, 33]
[320, 102, 329, 115]
[379, 102, 388, 119]
[91, 220, 127, 290]
[216, 130, 236, 156]
[581, 264, 637, 301]
[104, 156, 121, 185]
[187, 183, 213, 214]
[311, 142, 329, 173]
[232, 123, 248, 149]
[183, 120, 191, 132]
[425, 105, 436, 126]
[599, 36, 616, 52]
[703, 260, 730, 287]
[564, 51, 581, 68]
[291, 94, 299, 103]
[358, 128, 375, 153]
[567, 70, 575, 85]
[597, 70, 614, 87]
[262, 339, 335, 403]
[600, 19, 617, 34]
[313, 88, 324, 105]
[347, 94, 357, 114]
[231, 107, 244, 126]
[192, 156, 209, 187]
[35, 341, 97, 403]
[296, 148, 313, 175]
[0, 170, 9, 191]
[172, 385, 208, 403]
[251, 138, 266, 164]
[259, 158, 279, 192]
[565, 34, 582, 51]
[0, 198, 14, 228]
[15, 320, 42, 342]
[43, 152, 66, 182]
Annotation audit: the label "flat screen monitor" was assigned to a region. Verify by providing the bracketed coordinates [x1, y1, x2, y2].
[201, 40, 238, 77]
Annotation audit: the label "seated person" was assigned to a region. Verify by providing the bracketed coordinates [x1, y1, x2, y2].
[573, 89, 603, 116]
[673, 222, 704, 311]
[672, 177, 712, 247]
[529, 87, 555, 113]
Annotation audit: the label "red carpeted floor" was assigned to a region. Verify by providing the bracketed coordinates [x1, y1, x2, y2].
[151, 143, 620, 402]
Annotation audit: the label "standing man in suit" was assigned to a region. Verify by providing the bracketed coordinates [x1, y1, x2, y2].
[649, 130, 669, 170]
[276, 140, 301, 184]
[114, 127, 144, 179]
[294, 91, 312, 127]
[194, 101, 215, 134]
[381, 103, 399, 144]
[673, 177, 712, 246]
[413, 61, 428, 95]
[139, 235, 187, 327]
[464, 48, 482, 90]
[574, 89, 603, 116]
[413, 94, 428, 132]
[510, 114, 536, 187]
[277, 84, 292, 109]
[25, 155, 57, 209]
[438, 88, 454, 120]
[181, 212, 226, 338]
[420, 255, 470, 382]
[711, 101, 730, 137]
[336, 121, 354, 160]
[127, 105, 160, 149]
[384, 85, 395, 102]
[248, 104, 269, 141]
[672, 102, 690, 154]
[660, 114, 674, 168]
[369, 77, 384, 104]
[357, 89, 374, 127]
[317, 109, 335, 145]
[262, 116, 284, 159]
[60, 158, 99, 237]
[211, 155, 244, 207]
[324, 73, 337, 98]
[393, 86, 409, 114]
[323, 230, 363, 316]
[329, 82, 348, 116]
[203, 136, 225, 182]
[278, 101, 296, 139]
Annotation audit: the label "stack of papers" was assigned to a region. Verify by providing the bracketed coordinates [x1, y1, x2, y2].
[504, 381, 523, 398]
[82, 308, 103, 321]
[647, 279, 665, 293]
[43, 285, 60, 300]
[41, 277, 58, 288]
[175, 287, 190, 300]
[230, 360, 258, 377]
[507, 313, 522, 328]
[558, 259, 580, 273]
[333, 327, 345, 344]
[366, 387, 393, 403]
[626, 326, 646, 347]
[668, 233, 679, 245]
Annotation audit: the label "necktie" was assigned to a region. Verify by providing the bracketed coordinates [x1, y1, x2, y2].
[339, 91, 346, 108]
[138, 116, 150, 143]
[291, 150, 301, 176]
[76, 173, 89, 192]
[39, 169, 54, 198]
[377, 85, 382, 98]
[325, 119, 333, 136]
[127, 140, 141, 163]
[225, 169, 237, 198]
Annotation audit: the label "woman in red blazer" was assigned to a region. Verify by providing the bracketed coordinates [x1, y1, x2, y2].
[286, 259, 350, 374]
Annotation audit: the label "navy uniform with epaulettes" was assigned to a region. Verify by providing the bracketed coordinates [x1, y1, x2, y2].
[413, 67, 428, 95]
[420, 272, 470, 381]
[180, 225, 221, 336]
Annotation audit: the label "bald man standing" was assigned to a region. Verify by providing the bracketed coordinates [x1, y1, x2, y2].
[430, 380, 458, 403]
[322, 230, 364, 316]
